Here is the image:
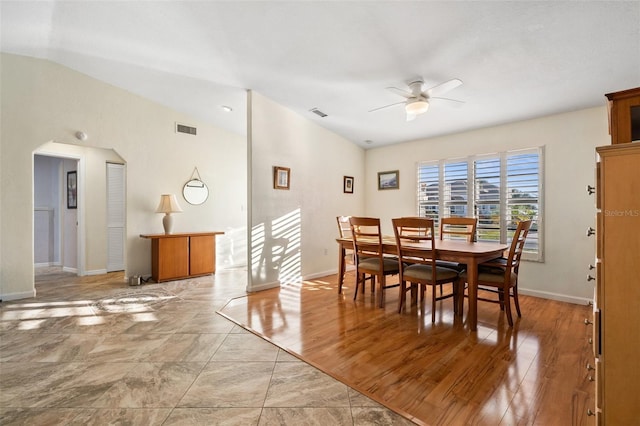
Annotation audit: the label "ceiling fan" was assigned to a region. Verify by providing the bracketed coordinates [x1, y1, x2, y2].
[369, 78, 464, 121]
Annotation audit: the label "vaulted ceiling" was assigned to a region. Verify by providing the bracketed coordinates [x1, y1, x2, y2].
[2, 1, 639, 148]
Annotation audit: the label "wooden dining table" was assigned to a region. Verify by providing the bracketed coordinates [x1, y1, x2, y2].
[336, 236, 508, 331]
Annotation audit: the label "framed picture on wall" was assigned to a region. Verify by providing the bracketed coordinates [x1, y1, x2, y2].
[343, 176, 354, 193]
[378, 170, 399, 190]
[273, 166, 290, 190]
[67, 171, 77, 209]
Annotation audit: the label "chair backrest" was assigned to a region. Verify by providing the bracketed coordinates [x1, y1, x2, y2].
[506, 220, 532, 272]
[392, 217, 437, 270]
[396, 216, 432, 242]
[440, 217, 477, 242]
[349, 216, 384, 264]
[336, 216, 352, 238]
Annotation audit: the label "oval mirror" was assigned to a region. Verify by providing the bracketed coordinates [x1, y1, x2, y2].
[183, 179, 209, 205]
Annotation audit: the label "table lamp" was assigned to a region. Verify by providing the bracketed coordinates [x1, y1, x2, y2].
[156, 194, 183, 234]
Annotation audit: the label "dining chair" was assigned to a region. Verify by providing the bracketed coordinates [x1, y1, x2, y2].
[439, 216, 477, 243]
[435, 217, 478, 294]
[349, 216, 400, 308]
[392, 217, 462, 322]
[461, 219, 532, 326]
[337, 215, 376, 295]
[337, 216, 354, 293]
[438, 217, 477, 271]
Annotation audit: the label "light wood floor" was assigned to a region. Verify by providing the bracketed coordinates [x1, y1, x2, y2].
[218, 273, 596, 425]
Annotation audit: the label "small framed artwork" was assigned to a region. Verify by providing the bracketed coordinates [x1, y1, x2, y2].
[67, 171, 78, 209]
[343, 176, 354, 194]
[378, 170, 399, 190]
[273, 166, 290, 190]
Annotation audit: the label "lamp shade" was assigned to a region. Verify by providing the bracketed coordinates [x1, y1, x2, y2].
[405, 100, 429, 115]
[156, 194, 183, 214]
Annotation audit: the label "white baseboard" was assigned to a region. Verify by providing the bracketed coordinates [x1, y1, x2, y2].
[1, 289, 36, 301]
[303, 269, 341, 280]
[85, 269, 107, 276]
[62, 267, 78, 274]
[34, 262, 62, 268]
[518, 288, 591, 305]
[247, 281, 281, 292]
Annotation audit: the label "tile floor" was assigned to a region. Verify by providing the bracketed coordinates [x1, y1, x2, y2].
[0, 267, 414, 425]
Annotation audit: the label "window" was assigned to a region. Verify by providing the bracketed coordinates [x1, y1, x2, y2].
[417, 147, 543, 261]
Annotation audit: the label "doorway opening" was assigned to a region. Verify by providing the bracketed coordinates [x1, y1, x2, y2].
[33, 143, 126, 281]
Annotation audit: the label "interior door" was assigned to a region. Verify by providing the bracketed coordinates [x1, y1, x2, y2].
[106, 162, 125, 272]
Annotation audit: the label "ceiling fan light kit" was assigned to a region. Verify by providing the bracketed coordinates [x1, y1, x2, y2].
[370, 77, 463, 121]
[405, 100, 429, 115]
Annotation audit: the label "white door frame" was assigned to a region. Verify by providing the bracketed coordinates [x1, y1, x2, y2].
[33, 148, 85, 276]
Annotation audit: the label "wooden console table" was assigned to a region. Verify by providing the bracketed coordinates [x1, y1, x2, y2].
[140, 232, 224, 282]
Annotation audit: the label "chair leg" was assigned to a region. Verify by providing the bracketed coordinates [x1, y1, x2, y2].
[456, 280, 464, 316]
[452, 281, 458, 315]
[410, 283, 418, 306]
[353, 273, 361, 300]
[378, 275, 385, 308]
[431, 285, 437, 323]
[513, 284, 522, 317]
[501, 289, 513, 327]
[504, 292, 514, 327]
[398, 280, 406, 313]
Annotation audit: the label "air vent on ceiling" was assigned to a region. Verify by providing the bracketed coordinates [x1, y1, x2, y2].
[176, 123, 197, 135]
[310, 108, 327, 118]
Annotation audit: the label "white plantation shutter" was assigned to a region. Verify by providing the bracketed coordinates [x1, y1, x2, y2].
[506, 149, 541, 259]
[474, 156, 501, 243]
[417, 162, 440, 226]
[443, 160, 469, 219]
[417, 147, 544, 261]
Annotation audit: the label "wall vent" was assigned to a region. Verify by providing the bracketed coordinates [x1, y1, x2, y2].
[176, 123, 197, 135]
[310, 108, 328, 118]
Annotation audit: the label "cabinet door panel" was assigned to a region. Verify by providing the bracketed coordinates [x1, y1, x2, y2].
[155, 237, 189, 281]
[190, 235, 215, 276]
[597, 144, 640, 424]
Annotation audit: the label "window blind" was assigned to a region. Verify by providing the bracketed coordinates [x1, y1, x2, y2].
[417, 147, 543, 261]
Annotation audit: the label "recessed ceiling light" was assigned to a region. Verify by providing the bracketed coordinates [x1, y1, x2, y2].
[364, 140, 373, 145]
[221, 105, 233, 112]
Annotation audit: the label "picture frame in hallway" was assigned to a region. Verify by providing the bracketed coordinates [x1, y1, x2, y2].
[67, 171, 77, 209]
[343, 176, 354, 193]
[378, 170, 399, 190]
[273, 166, 290, 190]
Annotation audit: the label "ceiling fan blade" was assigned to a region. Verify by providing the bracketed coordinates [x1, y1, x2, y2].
[386, 86, 413, 99]
[429, 96, 465, 108]
[368, 101, 406, 113]
[430, 96, 464, 103]
[424, 78, 463, 98]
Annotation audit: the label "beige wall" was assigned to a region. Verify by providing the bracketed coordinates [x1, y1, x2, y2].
[0, 53, 247, 300]
[365, 107, 609, 302]
[1, 52, 610, 304]
[249, 91, 365, 291]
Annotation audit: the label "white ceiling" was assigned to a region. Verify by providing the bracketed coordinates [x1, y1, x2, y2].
[2, 1, 639, 148]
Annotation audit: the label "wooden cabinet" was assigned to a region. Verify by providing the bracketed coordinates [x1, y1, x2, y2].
[140, 232, 224, 282]
[605, 87, 640, 144]
[590, 143, 640, 423]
